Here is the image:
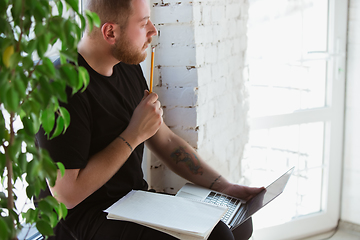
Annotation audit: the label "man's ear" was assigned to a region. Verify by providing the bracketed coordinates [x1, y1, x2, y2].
[101, 23, 118, 45]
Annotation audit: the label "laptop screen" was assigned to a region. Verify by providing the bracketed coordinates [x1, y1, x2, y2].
[237, 167, 294, 226]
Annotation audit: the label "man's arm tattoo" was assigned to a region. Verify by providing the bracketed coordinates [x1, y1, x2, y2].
[209, 175, 221, 189]
[170, 146, 204, 175]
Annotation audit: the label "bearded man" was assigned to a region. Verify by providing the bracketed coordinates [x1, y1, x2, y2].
[36, 0, 262, 239]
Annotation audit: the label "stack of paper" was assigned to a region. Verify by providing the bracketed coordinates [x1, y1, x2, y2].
[105, 190, 228, 240]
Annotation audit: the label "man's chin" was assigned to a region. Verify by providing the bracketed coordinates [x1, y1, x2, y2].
[118, 52, 147, 65]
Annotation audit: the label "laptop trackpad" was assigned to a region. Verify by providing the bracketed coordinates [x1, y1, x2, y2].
[176, 183, 211, 200]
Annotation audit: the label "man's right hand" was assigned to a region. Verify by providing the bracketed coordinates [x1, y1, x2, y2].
[123, 90, 163, 147]
[50, 90, 163, 209]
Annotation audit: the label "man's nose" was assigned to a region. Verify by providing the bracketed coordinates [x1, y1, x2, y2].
[148, 20, 157, 37]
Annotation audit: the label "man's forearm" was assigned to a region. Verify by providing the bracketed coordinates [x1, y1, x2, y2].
[50, 133, 136, 209]
[146, 124, 231, 191]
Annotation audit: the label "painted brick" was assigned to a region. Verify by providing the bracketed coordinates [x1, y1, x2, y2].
[157, 86, 198, 107]
[226, 4, 241, 19]
[156, 66, 198, 87]
[149, 0, 250, 192]
[196, 65, 212, 87]
[151, 4, 193, 24]
[156, 24, 195, 47]
[203, 44, 218, 64]
[163, 107, 197, 128]
[211, 5, 226, 23]
[202, 5, 212, 24]
[156, 45, 196, 66]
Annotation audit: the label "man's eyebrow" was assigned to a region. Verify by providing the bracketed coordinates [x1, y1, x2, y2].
[139, 16, 150, 22]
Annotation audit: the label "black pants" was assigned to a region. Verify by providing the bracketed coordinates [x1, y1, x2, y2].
[91, 218, 253, 240]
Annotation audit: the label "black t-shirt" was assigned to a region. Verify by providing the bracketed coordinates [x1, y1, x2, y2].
[36, 54, 149, 238]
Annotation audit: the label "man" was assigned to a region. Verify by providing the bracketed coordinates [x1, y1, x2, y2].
[36, 0, 263, 239]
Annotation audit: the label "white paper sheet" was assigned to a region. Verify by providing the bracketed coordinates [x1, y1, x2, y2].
[104, 190, 227, 239]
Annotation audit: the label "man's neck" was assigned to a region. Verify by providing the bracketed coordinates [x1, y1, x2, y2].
[77, 36, 119, 77]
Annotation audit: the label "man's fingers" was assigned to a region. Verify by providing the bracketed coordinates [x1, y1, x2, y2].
[143, 90, 159, 103]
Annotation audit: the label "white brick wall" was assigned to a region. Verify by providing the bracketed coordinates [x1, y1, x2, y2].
[149, 0, 250, 193]
[342, 0, 360, 226]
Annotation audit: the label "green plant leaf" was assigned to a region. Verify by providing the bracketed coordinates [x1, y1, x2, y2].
[43, 154, 57, 182]
[85, 10, 101, 27]
[34, 2, 47, 23]
[9, 52, 21, 69]
[85, 10, 94, 32]
[31, 112, 41, 134]
[40, 108, 55, 135]
[91, 11, 101, 28]
[79, 14, 86, 31]
[65, 0, 79, 13]
[51, 80, 67, 103]
[59, 64, 78, 88]
[22, 117, 35, 136]
[58, 202, 68, 219]
[0, 0, 8, 15]
[39, 214, 51, 224]
[25, 39, 37, 54]
[44, 196, 58, 208]
[36, 34, 50, 59]
[57, 162, 65, 177]
[0, 153, 5, 175]
[26, 184, 36, 200]
[11, 0, 22, 22]
[50, 115, 64, 140]
[34, 177, 44, 196]
[14, 76, 27, 99]
[23, 12, 32, 35]
[26, 160, 41, 183]
[74, 24, 82, 42]
[0, 113, 5, 141]
[59, 107, 70, 132]
[42, 57, 56, 78]
[22, 209, 37, 225]
[34, 23, 46, 37]
[59, 50, 77, 64]
[48, 17, 66, 43]
[48, 211, 59, 227]
[63, 20, 75, 48]
[31, 89, 45, 106]
[22, 55, 34, 69]
[55, 0, 63, 16]
[7, 139, 22, 162]
[0, 217, 9, 240]
[38, 199, 53, 216]
[17, 153, 28, 172]
[38, 75, 53, 96]
[5, 87, 19, 112]
[36, 219, 54, 236]
[78, 66, 90, 92]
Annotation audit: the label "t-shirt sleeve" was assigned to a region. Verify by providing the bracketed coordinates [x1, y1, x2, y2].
[36, 91, 92, 169]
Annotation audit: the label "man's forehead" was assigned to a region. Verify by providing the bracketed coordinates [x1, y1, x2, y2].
[129, 0, 150, 21]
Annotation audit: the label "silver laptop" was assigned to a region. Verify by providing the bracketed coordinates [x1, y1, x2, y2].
[176, 167, 294, 230]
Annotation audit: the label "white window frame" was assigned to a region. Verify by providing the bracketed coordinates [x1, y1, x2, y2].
[250, 0, 348, 239]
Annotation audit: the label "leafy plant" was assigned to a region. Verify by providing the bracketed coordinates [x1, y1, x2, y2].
[0, 0, 99, 239]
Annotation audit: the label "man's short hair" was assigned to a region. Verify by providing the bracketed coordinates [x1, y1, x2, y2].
[85, 0, 133, 35]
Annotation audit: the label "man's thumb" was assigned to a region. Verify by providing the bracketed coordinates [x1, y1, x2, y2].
[142, 90, 150, 100]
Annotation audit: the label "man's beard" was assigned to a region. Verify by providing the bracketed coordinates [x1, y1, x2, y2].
[111, 35, 151, 65]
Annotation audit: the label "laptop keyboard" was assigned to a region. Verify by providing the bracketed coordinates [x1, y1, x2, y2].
[204, 192, 242, 222]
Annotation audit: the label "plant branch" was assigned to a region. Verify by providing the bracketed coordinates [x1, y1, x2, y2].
[6, 112, 15, 211]
[16, 0, 26, 52]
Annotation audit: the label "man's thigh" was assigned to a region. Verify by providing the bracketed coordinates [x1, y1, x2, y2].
[92, 219, 238, 240]
[232, 217, 253, 240]
[92, 220, 177, 240]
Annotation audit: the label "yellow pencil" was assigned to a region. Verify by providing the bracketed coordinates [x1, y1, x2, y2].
[149, 47, 155, 93]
